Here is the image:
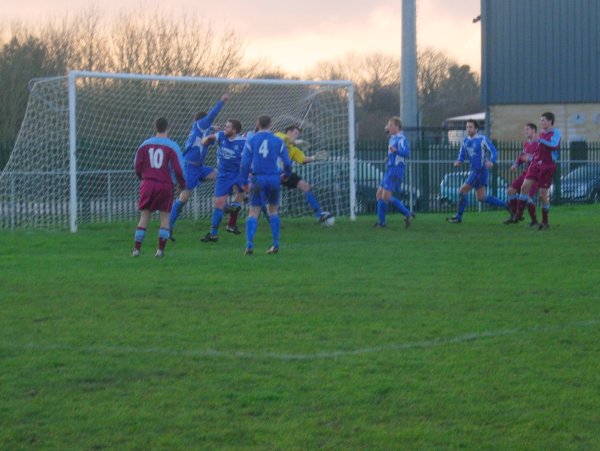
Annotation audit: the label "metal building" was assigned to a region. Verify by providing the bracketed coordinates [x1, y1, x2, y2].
[481, 0, 600, 141]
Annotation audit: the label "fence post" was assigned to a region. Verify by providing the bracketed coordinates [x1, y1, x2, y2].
[107, 171, 112, 222]
[10, 172, 16, 228]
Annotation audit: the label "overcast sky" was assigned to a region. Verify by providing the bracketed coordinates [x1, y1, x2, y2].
[1, 0, 482, 75]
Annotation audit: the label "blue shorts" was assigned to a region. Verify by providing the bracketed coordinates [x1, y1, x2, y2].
[380, 166, 405, 192]
[249, 175, 281, 207]
[185, 165, 215, 190]
[215, 172, 244, 197]
[465, 169, 489, 190]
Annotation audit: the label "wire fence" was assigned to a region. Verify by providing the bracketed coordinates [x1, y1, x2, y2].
[2, 139, 600, 228]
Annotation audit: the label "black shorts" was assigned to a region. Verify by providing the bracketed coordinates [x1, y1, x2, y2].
[282, 172, 302, 189]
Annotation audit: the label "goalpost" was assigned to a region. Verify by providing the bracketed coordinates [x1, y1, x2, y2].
[0, 71, 356, 231]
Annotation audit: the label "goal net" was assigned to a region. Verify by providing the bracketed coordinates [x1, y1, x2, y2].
[0, 71, 355, 231]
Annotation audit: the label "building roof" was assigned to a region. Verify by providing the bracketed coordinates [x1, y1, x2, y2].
[444, 112, 485, 122]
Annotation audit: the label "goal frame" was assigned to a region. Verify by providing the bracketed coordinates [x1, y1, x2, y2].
[65, 71, 356, 232]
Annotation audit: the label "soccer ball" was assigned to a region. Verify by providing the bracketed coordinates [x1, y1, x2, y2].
[322, 215, 335, 227]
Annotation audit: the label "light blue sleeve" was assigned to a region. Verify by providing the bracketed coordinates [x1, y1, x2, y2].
[539, 128, 561, 148]
[173, 142, 184, 169]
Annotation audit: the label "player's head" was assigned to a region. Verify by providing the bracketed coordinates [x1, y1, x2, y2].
[285, 125, 301, 140]
[224, 119, 242, 137]
[466, 119, 479, 137]
[155, 117, 169, 134]
[541, 112, 555, 128]
[387, 117, 402, 134]
[524, 122, 537, 138]
[257, 115, 272, 130]
[194, 111, 207, 121]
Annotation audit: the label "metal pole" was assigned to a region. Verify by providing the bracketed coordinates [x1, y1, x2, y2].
[401, 0, 419, 138]
[68, 71, 78, 232]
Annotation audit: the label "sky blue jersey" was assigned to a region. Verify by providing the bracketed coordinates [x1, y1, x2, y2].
[215, 131, 246, 174]
[183, 99, 225, 166]
[240, 131, 291, 181]
[457, 134, 498, 171]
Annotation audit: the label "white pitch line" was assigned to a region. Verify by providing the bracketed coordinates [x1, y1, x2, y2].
[4, 320, 598, 361]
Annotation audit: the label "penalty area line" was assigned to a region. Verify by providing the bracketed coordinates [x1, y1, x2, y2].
[3, 320, 598, 361]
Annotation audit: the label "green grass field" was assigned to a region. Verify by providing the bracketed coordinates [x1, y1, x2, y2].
[2, 206, 600, 449]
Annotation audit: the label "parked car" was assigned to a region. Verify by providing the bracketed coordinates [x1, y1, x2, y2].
[438, 171, 508, 206]
[555, 165, 600, 203]
[297, 159, 420, 214]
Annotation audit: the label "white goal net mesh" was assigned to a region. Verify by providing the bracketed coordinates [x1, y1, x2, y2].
[0, 72, 354, 230]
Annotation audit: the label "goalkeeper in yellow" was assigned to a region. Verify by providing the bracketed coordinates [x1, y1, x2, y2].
[275, 125, 333, 223]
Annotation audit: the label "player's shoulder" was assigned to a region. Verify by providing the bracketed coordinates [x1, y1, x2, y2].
[149, 137, 181, 152]
[274, 132, 289, 144]
[273, 134, 286, 148]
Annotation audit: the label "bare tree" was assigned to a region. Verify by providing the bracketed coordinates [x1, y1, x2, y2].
[417, 47, 481, 126]
[307, 53, 401, 139]
[108, 10, 260, 78]
[38, 9, 110, 73]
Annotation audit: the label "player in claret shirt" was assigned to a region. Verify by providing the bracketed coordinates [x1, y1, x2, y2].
[132, 117, 186, 258]
[504, 122, 540, 226]
[514, 112, 561, 230]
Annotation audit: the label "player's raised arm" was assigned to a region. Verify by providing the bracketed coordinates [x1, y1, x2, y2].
[201, 133, 217, 147]
[196, 93, 230, 131]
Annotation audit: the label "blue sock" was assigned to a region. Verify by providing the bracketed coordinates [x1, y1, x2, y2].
[304, 191, 322, 217]
[158, 228, 170, 240]
[457, 192, 468, 217]
[169, 199, 186, 230]
[377, 200, 387, 225]
[390, 196, 411, 217]
[508, 194, 518, 202]
[246, 216, 258, 249]
[518, 193, 529, 202]
[210, 208, 224, 235]
[135, 227, 146, 243]
[485, 195, 507, 208]
[269, 215, 280, 248]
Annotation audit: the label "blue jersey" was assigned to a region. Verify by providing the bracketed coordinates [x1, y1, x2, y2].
[183, 100, 225, 166]
[457, 134, 498, 171]
[387, 132, 410, 168]
[215, 131, 246, 174]
[240, 131, 291, 181]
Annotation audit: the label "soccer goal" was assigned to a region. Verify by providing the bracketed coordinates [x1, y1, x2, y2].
[0, 71, 356, 231]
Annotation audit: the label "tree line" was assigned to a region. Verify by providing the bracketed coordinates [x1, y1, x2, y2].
[0, 8, 481, 167]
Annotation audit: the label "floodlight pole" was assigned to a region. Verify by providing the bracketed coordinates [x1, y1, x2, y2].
[401, 0, 419, 139]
